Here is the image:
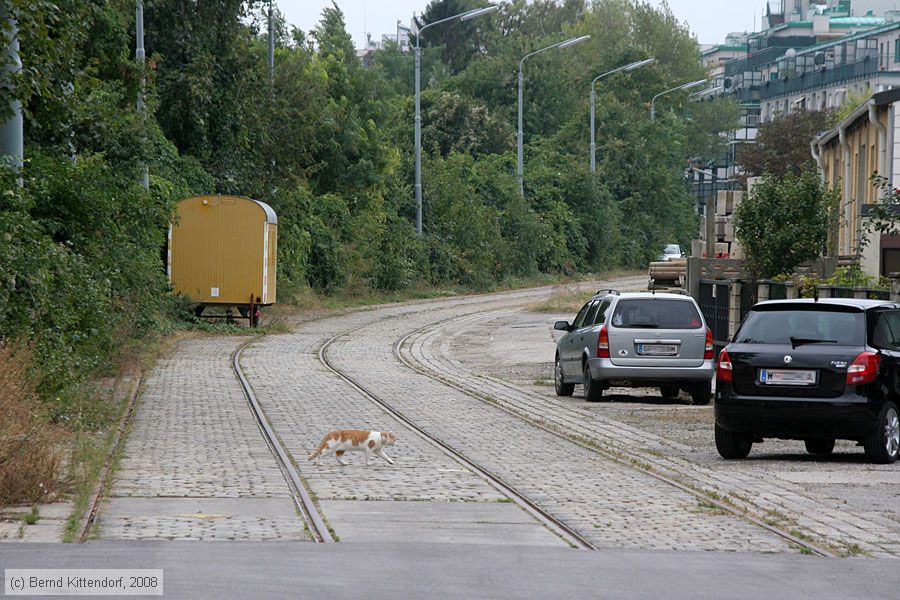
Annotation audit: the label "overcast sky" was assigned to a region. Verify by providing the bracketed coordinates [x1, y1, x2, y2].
[276, 1, 767, 47]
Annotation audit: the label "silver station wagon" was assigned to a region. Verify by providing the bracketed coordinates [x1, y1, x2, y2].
[554, 291, 715, 403]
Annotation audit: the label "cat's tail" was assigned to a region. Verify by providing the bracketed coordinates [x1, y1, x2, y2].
[308, 437, 329, 461]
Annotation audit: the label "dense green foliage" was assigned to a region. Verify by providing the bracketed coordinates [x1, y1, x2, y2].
[0, 0, 736, 405]
[733, 169, 837, 279]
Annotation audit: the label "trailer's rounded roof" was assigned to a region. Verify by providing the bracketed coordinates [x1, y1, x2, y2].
[181, 195, 277, 225]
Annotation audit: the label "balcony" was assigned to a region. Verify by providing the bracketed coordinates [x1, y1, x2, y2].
[757, 57, 880, 98]
[725, 37, 818, 76]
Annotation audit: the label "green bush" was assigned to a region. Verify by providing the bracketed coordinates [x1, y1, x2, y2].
[369, 213, 426, 290]
[734, 168, 835, 279]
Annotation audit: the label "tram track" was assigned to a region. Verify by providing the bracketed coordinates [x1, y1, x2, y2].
[232, 339, 333, 543]
[317, 332, 596, 550]
[394, 313, 838, 558]
[75, 283, 604, 544]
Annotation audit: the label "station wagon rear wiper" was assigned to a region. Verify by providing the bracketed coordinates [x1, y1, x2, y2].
[790, 336, 837, 349]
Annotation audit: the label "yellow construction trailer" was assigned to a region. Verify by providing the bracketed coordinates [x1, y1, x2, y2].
[168, 195, 277, 326]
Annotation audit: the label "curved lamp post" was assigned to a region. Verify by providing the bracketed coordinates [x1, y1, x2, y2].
[650, 79, 707, 121]
[414, 5, 498, 235]
[589, 58, 654, 174]
[517, 34, 591, 195]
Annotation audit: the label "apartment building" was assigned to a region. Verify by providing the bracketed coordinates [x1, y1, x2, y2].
[814, 88, 900, 276]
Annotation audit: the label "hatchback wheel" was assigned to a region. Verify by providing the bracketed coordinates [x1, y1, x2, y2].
[583, 363, 604, 402]
[690, 381, 711, 406]
[863, 402, 900, 464]
[554, 355, 574, 397]
[715, 424, 752, 459]
[804, 439, 835, 456]
[659, 384, 679, 399]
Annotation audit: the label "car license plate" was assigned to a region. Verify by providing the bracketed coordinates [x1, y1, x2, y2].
[759, 369, 817, 385]
[637, 344, 677, 356]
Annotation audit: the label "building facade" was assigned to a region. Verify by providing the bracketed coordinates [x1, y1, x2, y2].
[815, 88, 900, 276]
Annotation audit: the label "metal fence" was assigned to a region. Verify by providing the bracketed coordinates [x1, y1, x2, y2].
[697, 279, 893, 350]
[699, 279, 731, 350]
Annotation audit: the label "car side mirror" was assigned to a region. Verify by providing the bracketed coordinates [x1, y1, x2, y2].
[554, 321, 572, 331]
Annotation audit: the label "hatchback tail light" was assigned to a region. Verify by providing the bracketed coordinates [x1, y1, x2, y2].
[717, 349, 733, 383]
[597, 325, 610, 358]
[704, 328, 714, 360]
[846, 351, 880, 386]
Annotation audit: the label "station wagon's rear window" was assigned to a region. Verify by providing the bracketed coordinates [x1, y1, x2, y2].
[610, 299, 703, 329]
[735, 307, 864, 345]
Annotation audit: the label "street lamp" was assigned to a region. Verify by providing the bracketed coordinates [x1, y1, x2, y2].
[136, 0, 149, 189]
[414, 5, 498, 235]
[650, 79, 706, 121]
[690, 85, 724, 100]
[589, 58, 654, 174]
[518, 34, 591, 195]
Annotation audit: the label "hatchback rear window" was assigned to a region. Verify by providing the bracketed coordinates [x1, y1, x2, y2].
[610, 299, 703, 329]
[735, 307, 864, 345]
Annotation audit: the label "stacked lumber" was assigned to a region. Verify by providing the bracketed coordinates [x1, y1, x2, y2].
[692, 190, 745, 259]
[648, 258, 686, 288]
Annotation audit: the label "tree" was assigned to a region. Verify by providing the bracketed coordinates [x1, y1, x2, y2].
[418, 0, 491, 75]
[741, 108, 835, 178]
[733, 168, 837, 279]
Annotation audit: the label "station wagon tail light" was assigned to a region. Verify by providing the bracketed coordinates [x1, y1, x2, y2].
[597, 325, 610, 358]
[717, 349, 732, 383]
[704, 328, 714, 360]
[846, 351, 880, 385]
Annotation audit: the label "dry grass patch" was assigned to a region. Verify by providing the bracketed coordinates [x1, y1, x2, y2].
[0, 342, 64, 506]
[529, 285, 595, 314]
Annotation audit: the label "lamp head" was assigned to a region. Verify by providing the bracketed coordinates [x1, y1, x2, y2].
[557, 34, 591, 49]
[460, 5, 499, 20]
[679, 79, 707, 91]
[625, 58, 656, 71]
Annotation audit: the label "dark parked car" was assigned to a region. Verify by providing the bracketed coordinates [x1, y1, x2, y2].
[715, 298, 900, 464]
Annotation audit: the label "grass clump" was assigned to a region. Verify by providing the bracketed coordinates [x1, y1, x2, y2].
[0, 343, 63, 506]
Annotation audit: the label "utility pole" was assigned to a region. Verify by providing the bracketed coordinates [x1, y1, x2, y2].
[0, 2, 23, 187]
[268, 0, 274, 87]
[136, 0, 149, 189]
[414, 5, 498, 235]
[268, 0, 276, 198]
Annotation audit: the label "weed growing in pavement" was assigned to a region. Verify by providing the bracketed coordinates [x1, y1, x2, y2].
[22, 507, 39, 525]
[694, 501, 728, 516]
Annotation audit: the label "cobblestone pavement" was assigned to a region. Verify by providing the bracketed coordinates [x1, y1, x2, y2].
[239, 291, 595, 545]
[104, 276, 894, 553]
[98, 336, 309, 541]
[262, 279, 791, 553]
[405, 308, 900, 557]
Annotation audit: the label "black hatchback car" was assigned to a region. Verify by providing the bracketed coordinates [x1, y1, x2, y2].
[715, 298, 900, 464]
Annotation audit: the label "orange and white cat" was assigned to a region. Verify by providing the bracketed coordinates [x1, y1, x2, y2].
[308, 430, 397, 466]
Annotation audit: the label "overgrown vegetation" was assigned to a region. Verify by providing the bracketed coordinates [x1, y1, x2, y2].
[0, 343, 62, 506]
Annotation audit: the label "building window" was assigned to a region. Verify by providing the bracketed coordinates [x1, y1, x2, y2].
[895, 38, 900, 63]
